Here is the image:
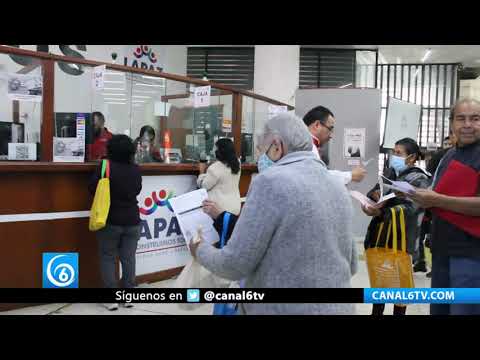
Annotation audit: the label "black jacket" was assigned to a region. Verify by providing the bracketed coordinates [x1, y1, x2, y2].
[365, 166, 431, 254]
[88, 161, 142, 226]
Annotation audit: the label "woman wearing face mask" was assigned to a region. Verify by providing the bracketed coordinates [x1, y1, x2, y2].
[133, 126, 163, 163]
[197, 138, 241, 216]
[362, 137, 431, 316]
[189, 113, 358, 315]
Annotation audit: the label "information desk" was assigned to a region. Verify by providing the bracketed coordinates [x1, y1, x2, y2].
[0, 162, 256, 311]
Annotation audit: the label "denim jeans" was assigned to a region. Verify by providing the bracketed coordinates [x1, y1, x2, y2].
[430, 255, 480, 315]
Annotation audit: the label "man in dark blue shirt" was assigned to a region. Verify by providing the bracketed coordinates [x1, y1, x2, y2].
[409, 98, 480, 315]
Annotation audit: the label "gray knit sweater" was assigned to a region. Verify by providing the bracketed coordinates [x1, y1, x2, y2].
[196, 151, 358, 315]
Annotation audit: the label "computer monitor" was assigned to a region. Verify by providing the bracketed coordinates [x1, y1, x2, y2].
[54, 113, 93, 144]
[0, 122, 25, 156]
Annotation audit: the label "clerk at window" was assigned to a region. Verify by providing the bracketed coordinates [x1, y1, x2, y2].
[89, 111, 113, 161]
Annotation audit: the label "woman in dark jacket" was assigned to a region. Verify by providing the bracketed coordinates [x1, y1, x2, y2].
[362, 138, 431, 316]
[88, 134, 142, 311]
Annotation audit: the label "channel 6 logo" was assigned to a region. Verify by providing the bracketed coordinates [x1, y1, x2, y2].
[42, 253, 79, 288]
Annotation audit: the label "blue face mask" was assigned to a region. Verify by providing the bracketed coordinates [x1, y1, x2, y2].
[389, 154, 409, 174]
[257, 153, 276, 173]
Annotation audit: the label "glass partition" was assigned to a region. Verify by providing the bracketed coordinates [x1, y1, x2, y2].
[54, 61, 96, 162]
[2, 48, 294, 165]
[0, 53, 43, 161]
[241, 96, 272, 164]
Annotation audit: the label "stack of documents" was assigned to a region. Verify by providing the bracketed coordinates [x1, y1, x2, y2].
[169, 188, 220, 249]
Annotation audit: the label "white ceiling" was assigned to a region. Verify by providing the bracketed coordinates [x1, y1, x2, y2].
[377, 45, 480, 67]
[315, 45, 480, 67]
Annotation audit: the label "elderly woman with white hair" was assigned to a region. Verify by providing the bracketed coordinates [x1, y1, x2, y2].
[189, 113, 358, 315]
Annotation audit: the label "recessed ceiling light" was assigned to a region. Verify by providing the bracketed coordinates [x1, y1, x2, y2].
[421, 49, 432, 63]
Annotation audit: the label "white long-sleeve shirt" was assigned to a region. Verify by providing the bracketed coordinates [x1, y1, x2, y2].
[311, 140, 352, 185]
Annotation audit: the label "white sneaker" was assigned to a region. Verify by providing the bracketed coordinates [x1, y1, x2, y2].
[103, 303, 119, 311]
[121, 303, 134, 308]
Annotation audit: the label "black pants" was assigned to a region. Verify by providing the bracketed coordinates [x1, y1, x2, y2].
[96, 224, 141, 288]
[372, 304, 407, 316]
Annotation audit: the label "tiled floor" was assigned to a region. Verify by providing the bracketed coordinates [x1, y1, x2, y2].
[0, 241, 431, 315]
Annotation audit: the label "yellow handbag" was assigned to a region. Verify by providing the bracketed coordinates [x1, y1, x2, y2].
[89, 159, 111, 231]
[365, 206, 415, 289]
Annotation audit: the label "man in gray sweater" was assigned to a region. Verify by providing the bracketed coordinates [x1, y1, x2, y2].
[190, 113, 358, 315]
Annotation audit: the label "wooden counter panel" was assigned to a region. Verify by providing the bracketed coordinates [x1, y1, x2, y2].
[0, 162, 257, 174]
[0, 218, 101, 288]
[0, 172, 93, 214]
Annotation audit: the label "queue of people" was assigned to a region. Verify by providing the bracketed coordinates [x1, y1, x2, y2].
[87, 97, 480, 315]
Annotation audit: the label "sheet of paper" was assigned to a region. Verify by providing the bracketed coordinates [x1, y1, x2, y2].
[7, 73, 43, 102]
[350, 190, 396, 209]
[169, 188, 208, 214]
[362, 158, 375, 167]
[381, 176, 416, 194]
[53, 137, 85, 162]
[350, 191, 376, 208]
[169, 188, 219, 248]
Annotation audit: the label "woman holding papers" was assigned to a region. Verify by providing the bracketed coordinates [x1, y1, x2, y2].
[197, 138, 241, 216]
[362, 137, 430, 316]
[190, 113, 358, 315]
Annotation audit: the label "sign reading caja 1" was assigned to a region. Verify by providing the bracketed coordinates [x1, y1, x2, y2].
[135, 175, 197, 276]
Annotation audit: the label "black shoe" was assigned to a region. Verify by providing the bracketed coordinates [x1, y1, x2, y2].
[413, 261, 427, 273]
[426, 271, 432, 278]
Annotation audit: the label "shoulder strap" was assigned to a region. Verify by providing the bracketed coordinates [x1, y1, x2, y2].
[101, 160, 110, 179]
[220, 212, 231, 248]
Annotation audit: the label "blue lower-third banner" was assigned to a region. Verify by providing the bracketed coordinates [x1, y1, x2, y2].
[364, 288, 480, 304]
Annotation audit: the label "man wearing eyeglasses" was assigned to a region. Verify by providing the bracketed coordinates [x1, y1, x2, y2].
[303, 106, 367, 185]
[408, 98, 480, 315]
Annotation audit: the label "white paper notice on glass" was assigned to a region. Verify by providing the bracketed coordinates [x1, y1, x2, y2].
[268, 105, 288, 120]
[92, 65, 106, 90]
[8, 143, 37, 161]
[53, 137, 85, 162]
[194, 85, 211, 108]
[344, 128, 365, 159]
[7, 73, 43, 102]
[168, 188, 220, 248]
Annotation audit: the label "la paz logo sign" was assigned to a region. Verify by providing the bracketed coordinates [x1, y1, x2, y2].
[124, 45, 162, 72]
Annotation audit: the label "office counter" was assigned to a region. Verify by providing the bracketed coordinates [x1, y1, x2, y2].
[0, 162, 256, 311]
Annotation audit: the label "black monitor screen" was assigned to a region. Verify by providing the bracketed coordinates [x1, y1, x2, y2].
[55, 113, 93, 144]
[0, 122, 25, 156]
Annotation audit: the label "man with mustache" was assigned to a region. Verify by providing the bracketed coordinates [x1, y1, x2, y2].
[408, 98, 480, 315]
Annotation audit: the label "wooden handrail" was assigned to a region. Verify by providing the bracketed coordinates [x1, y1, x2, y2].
[0, 45, 294, 110]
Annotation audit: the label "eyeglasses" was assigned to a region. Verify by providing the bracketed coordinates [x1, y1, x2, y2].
[320, 122, 334, 133]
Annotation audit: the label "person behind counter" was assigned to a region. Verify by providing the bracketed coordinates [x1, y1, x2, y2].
[197, 138, 241, 216]
[134, 125, 163, 163]
[88, 134, 142, 311]
[88, 111, 113, 161]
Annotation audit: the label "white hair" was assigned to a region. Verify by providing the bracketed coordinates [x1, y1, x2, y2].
[449, 97, 480, 121]
[259, 113, 313, 154]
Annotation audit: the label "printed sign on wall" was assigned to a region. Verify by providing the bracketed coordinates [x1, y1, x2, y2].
[344, 128, 366, 159]
[135, 175, 198, 275]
